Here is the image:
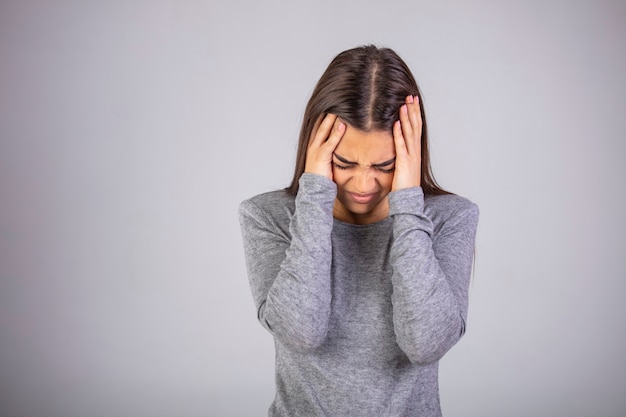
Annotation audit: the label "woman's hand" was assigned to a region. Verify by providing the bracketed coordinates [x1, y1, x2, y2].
[304, 113, 346, 180]
[392, 95, 422, 191]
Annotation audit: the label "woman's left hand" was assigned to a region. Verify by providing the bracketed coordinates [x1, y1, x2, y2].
[392, 95, 422, 191]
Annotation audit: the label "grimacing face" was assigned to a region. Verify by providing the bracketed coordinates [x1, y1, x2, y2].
[331, 124, 396, 225]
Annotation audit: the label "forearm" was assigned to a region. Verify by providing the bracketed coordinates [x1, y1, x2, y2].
[240, 174, 337, 351]
[389, 188, 476, 364]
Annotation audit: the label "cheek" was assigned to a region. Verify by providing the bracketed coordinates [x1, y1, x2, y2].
[332, 167, 350, 185]
[377, 173, 394, 190]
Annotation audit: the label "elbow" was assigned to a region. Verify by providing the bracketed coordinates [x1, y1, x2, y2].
[270, 318, 328, 352]
[287, 325, 328, 352]
[400, 341, 449, 365]
[260, 301, 329, 352]
[397, 318, 466, 366]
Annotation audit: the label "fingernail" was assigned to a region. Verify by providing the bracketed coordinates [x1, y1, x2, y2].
[408, 95, 414, 103]
[402, 104, 408, 114]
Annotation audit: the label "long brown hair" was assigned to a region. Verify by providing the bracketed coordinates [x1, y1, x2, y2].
[286, 45, 449, 196]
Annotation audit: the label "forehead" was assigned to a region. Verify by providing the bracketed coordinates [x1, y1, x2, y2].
[334, 126, 395, 161]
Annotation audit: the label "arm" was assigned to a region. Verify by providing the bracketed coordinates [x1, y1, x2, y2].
[389, 95, 479, 364]
[239, 114, 345, 351]
[239, 174, 337, 351]
[389, 188, 479, 364]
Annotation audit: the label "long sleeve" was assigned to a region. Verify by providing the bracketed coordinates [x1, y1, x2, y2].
[238, 174, 337, 351]
[388, 187, 479, 365]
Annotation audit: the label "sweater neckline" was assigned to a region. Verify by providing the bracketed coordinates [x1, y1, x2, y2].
[332, 216, 392, 230]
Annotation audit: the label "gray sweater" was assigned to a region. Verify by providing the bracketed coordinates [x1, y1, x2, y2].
[239, 173, 479, 417]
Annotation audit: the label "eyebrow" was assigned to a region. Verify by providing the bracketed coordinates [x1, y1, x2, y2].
[333, 153, 396, 167]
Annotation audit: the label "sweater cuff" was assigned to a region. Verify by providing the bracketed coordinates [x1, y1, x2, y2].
[388, 187, 425, 216]
[297, 173, 337, 202]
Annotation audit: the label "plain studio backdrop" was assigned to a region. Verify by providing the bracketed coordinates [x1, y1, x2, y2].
[1, 1, 625, 416]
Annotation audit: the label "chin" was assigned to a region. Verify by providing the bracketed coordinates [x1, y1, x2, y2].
[342, 197, 382, 216]
[346, 203, 376, 215]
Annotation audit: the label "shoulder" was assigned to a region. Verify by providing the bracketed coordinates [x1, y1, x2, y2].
[238, 189, 295, 232]
[424, 193, 479, 235]
[424, 193, 478, 218]
[240, 189, 295, 214]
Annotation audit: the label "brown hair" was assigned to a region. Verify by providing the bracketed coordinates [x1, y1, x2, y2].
[286, 45, 449, 196]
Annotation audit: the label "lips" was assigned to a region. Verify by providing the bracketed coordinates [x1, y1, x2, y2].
[348, 192, 377, 204]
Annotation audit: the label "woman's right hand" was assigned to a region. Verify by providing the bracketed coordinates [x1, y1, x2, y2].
[304, 113, 346, 180]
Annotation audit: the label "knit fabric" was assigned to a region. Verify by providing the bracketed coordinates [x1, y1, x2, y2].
[239, 173, 479, 416]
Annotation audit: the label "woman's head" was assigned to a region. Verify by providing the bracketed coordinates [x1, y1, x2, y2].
[287, 45, 447, 196]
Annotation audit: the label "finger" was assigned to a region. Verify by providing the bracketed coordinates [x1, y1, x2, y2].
[399, 102, 415, 154]
[309, 113, 337, 148]
[407, 95, 422, 141]
[403, 95, 422, 155]
[392, 119, 407, 157]
[322, 117, 345, 151]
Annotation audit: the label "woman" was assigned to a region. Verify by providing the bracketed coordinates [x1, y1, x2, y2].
[239, 45, 479, 417]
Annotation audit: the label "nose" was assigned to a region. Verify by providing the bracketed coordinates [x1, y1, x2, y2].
[354, 167, 376, 193]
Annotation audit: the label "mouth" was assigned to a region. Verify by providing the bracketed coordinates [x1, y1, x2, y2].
[348, 192, 377, 204]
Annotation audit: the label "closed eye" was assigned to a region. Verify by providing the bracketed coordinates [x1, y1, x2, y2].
[372, 157, 396, 174]
[333, 163, 352, 170]
[376, 166, 395, 174]
[332, 153, 395, 173]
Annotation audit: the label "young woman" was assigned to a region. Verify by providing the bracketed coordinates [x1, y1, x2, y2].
[239, 45, 479, 417]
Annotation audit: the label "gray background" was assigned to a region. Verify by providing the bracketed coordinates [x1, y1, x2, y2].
[1, 1, 625, 416]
